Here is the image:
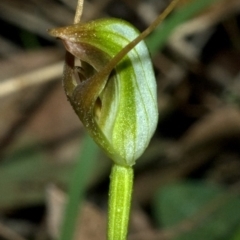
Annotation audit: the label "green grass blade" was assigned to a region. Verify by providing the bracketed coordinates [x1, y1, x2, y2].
[60, 134, 99, 240]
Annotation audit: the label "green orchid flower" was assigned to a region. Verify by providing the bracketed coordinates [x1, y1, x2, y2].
[49, 18, 158, 167]
[49, 0, 182, 239]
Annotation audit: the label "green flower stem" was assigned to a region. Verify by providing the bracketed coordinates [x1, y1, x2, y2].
[108, 164, 134, 240]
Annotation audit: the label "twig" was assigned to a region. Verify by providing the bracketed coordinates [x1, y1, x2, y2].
[73, 0, 84, 24]
[0, 62, 63, 98]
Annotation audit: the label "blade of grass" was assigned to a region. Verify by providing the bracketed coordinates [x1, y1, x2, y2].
[146, 0, 222, 54]
[59, 134, 99, 240]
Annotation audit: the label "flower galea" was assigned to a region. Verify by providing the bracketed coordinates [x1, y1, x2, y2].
[49, 18, 158, 166]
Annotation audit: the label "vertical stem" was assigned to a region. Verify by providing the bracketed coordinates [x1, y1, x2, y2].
[74, 0, 84, 24]
[108, 164, 134, 240]
[63, 0, 84, 98]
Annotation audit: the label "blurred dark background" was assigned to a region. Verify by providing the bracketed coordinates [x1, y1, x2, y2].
[0, 0, 240, 239]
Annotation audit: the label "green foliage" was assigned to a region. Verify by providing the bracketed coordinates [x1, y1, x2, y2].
[60, 134, 99, 240]
[153, 181, 240, 240]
